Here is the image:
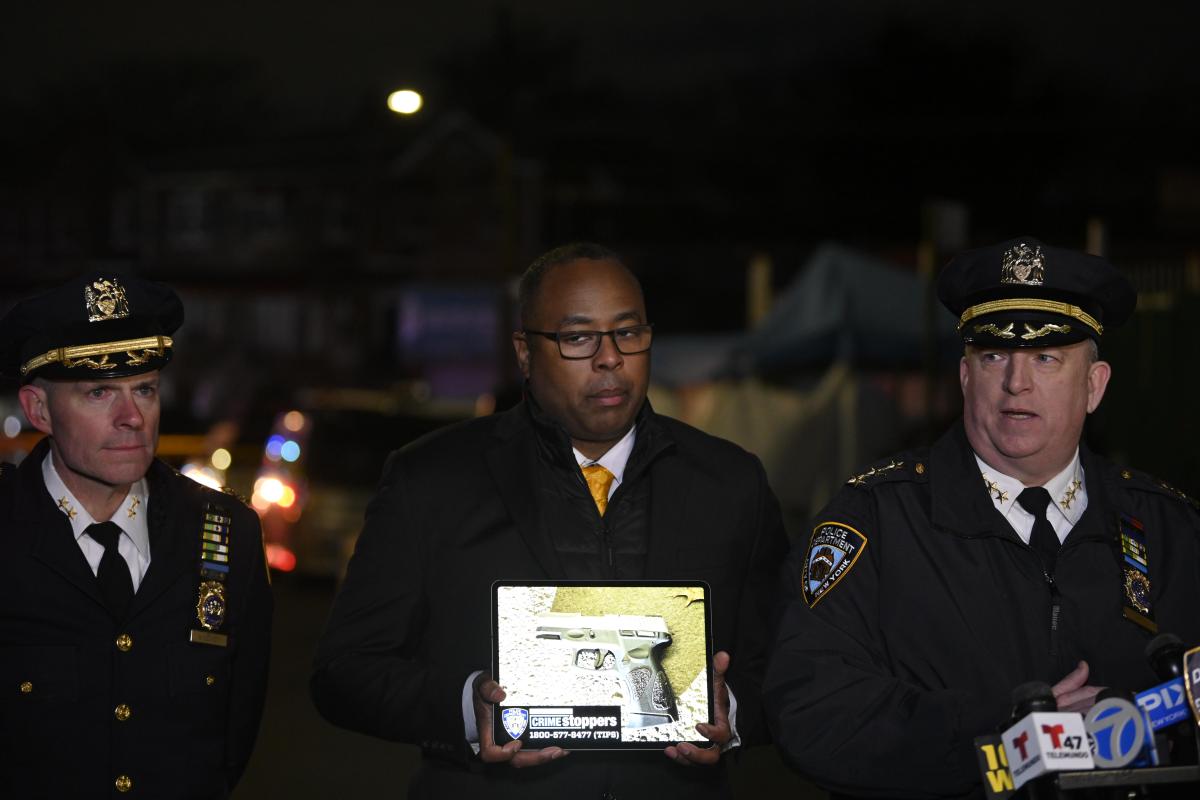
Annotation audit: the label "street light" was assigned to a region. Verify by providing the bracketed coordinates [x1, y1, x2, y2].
[387, 89, 423, 115]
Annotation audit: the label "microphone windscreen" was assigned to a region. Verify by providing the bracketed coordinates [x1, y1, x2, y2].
[1011, 681, 1055, 716]
[1146, 633, 1186, 680]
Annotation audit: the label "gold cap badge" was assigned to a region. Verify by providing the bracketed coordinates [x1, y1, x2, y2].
[1000, 243, 1045, 286]
[85, 278, 131, 322]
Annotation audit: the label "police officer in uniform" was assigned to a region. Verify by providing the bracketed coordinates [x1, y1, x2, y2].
[765, 239, 1200, 798]
[0, 274, 272, 798]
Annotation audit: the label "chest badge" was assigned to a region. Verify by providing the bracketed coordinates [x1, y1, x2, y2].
[801, 522, 868, 607]
[1117, 513, 1156, 634]
[196, 581, 227, 630]
[189, 503, 232, 647]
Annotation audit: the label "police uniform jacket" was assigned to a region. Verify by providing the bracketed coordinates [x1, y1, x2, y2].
[764, 422, 1200, 799]
[310, 399, 788, 799]
[0, 440, 273, 799]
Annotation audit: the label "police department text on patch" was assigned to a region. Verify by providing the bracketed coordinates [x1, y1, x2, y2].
[802, 522, 867, 607]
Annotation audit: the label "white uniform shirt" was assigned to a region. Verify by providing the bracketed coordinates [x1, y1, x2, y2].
[975, 449, 1087, 545]
[43, 452, 151, 590]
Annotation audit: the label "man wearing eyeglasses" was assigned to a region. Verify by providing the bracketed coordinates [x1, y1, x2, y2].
[312, 243, 787, 798]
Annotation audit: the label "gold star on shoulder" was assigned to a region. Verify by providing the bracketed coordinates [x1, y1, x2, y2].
[1059, 479, 1082, 511]
[127, 496, 140, 519]
[672, 588, 706, 607]
[982, 477, 1009, 503]
[847, 460, 904, 487]
[57, 496, 78, 520]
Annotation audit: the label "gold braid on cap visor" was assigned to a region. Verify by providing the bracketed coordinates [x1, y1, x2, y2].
[957, 299, 1103, 336]
[20, 335, 173, 376]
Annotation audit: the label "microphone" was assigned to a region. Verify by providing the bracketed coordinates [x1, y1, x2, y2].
[1138, 633, 1197, 765]
[1147, 633, 1187, 680]
[1084, 688, 1158, 769]
[1001, 682, 1094, 791]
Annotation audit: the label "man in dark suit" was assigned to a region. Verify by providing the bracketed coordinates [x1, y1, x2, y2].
[311, 243, 788, 798]
[0, 274, 272, 799]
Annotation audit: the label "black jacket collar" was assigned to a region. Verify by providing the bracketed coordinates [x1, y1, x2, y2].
[930, 421, 1006, 538]
[514, 388, 674, 477]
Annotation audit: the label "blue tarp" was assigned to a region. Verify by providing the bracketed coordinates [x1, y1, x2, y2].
[651, 243, 962, 386]
[738, 243, 961, 371]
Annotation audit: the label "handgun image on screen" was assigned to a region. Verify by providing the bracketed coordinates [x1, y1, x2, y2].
[535, 612, 678, 728]
[492, 582, 713, 749]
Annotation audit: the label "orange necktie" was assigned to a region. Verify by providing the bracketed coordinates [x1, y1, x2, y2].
[582, 464, 615, 516]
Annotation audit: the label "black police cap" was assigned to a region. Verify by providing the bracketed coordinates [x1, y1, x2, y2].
[0, 273, 184, 383]
[937, 237, 1136, 348]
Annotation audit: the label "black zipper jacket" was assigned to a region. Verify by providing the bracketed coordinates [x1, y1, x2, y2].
[764, 422, 1200, 799]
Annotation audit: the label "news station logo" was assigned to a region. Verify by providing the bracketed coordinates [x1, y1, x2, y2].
[973, 735, 1014, 798]
[1135, 678, 1189, 730]
[1002, 712, 1094, 790]
[1084, 697, 1155, 769]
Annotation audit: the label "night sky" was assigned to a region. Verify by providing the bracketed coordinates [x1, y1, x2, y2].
[4, 2, 1200, 250]
[6, 2, 1196, 121]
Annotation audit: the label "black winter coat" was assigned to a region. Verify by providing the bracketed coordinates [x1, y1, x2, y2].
[765, 423, 1200, 799]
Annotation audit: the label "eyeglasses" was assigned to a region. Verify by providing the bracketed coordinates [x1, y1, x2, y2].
[521, 324, 654, 359]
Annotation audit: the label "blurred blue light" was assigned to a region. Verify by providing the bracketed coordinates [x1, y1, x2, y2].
[266, 435, 285, 460]
[280, 440, 301, 463]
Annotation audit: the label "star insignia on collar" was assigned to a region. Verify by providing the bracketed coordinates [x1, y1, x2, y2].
[127, 495, 140, 519]
[1059, 478, 1082, 511]
[982, 477, 1009, 503]
[57, 496, 78, 520]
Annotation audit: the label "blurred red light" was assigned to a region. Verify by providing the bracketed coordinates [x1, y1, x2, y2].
[265, 543, 297, 573]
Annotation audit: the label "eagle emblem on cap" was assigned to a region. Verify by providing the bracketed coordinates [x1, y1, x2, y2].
[85, 278, 131, 322]
[1000, 242, 1045, 286]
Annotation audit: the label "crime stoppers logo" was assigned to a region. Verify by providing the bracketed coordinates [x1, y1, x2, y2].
[802, 522, 867, 607]
[502, 708, 529, 740]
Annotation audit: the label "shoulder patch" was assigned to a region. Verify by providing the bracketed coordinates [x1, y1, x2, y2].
[801, 521, 868, 607]
[846, 458, 926, 488]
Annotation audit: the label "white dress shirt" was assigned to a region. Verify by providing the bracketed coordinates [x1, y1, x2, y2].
[43, 452, 151, 590]
[975, 450, 1087, 545]
[572, 423, 637, 499]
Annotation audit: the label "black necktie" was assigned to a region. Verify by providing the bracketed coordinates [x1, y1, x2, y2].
[86, 521, 134, 619]
[1016, 487, 1060, 573]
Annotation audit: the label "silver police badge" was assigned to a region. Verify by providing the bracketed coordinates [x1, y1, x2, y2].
[85, 278, 131, 322]
[501, 707, 529, 740]
[802, 522, 868, 607]
[1000, 242, 1045, 286]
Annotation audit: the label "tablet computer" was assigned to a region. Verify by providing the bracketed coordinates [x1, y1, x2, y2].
[490, 580, 714, 750]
